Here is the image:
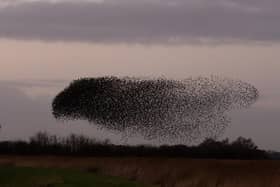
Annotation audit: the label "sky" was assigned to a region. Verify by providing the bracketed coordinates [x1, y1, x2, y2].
[0, 0, 279, 150]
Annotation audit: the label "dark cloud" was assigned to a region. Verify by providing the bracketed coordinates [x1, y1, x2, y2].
[0, 0, 279, 43]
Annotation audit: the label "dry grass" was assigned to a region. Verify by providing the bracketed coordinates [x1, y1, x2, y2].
[1, 156, 280, 187]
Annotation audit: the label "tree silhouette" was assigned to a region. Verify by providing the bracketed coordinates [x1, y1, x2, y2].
[0, 132, 269, 159]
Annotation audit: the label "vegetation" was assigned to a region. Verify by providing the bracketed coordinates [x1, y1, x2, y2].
[0, 132, 268, 159]
[0, 166, 146, 187]
[1, 156, 280, 187]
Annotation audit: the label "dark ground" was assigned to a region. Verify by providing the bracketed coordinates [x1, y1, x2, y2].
[0, 156, 280, 187]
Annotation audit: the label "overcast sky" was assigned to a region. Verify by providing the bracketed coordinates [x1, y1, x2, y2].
[1, 0, 280, 43]
[0, 0, 279, 150]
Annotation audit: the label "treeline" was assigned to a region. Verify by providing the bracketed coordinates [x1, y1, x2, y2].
[0, 132, 268, 159]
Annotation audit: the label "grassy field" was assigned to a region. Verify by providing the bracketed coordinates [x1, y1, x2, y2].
[1, 156, 280, 187]
[0, 166, 147, 187]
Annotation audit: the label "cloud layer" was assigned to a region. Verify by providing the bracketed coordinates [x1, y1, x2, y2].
[0, 0, 280, 43]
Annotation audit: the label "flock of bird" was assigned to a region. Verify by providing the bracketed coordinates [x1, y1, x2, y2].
[52, 76, 259, 144]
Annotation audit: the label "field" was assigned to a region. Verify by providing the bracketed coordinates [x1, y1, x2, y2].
[1, 156, 280, 187]
[0, 166, 146, 187]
